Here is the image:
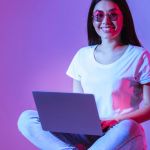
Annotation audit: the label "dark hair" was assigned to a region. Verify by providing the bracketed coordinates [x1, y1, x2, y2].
[87, 0, 141, 46]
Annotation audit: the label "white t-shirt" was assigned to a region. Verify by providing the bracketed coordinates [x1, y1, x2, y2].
[66, 44, 150, 120]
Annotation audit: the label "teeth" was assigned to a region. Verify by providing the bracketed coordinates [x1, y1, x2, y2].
[101, 27, 113, 28]
[101, 27, 113, 32]
[100, 26, 115, 30]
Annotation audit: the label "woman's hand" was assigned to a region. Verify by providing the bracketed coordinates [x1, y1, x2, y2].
[101, 120, 119, 132]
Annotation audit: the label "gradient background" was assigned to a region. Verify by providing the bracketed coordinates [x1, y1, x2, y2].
[0, 0, 150, 149]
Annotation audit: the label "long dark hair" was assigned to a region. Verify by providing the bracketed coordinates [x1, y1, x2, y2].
[87, 0, 141, 46]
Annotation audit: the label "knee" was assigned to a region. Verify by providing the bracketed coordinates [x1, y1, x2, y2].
[118, 119, 142, 137]
[17, 110, 38, 134]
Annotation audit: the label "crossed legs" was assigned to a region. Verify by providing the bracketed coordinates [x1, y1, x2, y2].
[18, 110, 147, 150]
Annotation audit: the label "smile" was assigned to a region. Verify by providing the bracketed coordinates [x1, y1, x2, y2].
[100, 26, 115, 29]
[100, 26, 115, 32]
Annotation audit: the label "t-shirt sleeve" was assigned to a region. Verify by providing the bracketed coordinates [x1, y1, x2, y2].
[66, 50, 82, 81]
[135, 50, 150, 84]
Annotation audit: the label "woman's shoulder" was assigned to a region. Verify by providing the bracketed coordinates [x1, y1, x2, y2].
[76, 45, 97, 55]
[129, 44, 149, 55]
[130, 44, 147, 51]
[127, 45, 150, 62]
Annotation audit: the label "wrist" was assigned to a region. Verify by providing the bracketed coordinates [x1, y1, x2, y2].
[114, 116, 121, 123]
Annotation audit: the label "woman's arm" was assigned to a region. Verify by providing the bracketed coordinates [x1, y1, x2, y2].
[101, 83, 150, 131]
[73, 79, 84, 93]
[72, 79, 150, 131]
[115, 83, 150, 123]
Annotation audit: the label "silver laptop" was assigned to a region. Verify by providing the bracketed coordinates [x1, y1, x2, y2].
[33, 91, 103, 136]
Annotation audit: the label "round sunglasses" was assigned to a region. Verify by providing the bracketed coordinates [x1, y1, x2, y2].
[93, 10, 119, 22]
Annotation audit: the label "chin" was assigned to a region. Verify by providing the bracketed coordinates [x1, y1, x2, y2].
[101, 35, 114, 40]
[100, 33, 121, 41]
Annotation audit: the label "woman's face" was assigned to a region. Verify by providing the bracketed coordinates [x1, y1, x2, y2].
[92, 0, 123, 41]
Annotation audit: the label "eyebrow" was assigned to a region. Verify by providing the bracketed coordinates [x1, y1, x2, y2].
[108, 8, 118, 12]
[94, 8, 119, 12]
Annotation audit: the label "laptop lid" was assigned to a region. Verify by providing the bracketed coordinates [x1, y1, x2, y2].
[33, 91, 103, 136]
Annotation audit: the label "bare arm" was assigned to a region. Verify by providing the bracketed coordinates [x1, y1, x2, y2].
[73, 79, 150, 125]
[115, 83, 150, 123]
[73, 79, 84, 93]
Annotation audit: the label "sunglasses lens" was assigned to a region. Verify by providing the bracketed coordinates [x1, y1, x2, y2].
[93, 11, 104, 22]
[109, 13, 118, 21]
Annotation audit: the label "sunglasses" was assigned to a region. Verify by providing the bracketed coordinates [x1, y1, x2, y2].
[93, 10, 119, 22]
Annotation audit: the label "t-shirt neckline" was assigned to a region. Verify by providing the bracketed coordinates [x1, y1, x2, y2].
[91, 44, 132, 68]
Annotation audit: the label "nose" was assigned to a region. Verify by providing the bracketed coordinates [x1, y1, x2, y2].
[102, 14, 111, 24]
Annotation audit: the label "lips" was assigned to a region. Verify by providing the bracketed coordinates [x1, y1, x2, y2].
[100, 26, 115, 29]
[100, 26, 115, 32]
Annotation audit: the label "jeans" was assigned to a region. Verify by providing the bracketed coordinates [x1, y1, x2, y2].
[17, 110, 147, 150]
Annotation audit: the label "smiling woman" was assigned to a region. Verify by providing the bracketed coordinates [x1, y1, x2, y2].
[17, 0, 150, 149]
[92, 1, 123, 41]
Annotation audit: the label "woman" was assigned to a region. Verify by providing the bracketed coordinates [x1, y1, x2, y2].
[18, 0, 150, 149]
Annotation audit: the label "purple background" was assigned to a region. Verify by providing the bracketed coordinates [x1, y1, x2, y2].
[0, 0, 149, 149]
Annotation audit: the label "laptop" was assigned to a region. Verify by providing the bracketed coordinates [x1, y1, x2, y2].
[32, 91, 103, 136]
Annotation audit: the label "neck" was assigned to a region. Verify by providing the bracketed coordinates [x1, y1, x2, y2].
[100, 38, 123, 52]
